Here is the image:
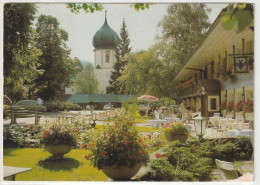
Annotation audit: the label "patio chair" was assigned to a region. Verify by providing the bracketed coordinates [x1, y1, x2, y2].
[215, 159, 241, 180]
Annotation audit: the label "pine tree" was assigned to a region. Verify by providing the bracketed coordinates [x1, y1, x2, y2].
[106, 19, 131, 94]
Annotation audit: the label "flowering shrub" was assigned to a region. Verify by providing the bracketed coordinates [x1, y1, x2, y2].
[243, 100, 253, 112]
[218, 101, 226, 111]
[226, 101, 234, 113]
[84, 116, 149, 170]
[235, 101, 243, 112]
[163, 121, 189, 142]
[40, 122, 77, 148]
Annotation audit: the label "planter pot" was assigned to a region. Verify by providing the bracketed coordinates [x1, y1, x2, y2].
[245, 112, 254, 121]
[221, 110, 226, 117]
[235, 111, 243, 119]
[102, 164, 142, 180]
[44, 144, 73, 160]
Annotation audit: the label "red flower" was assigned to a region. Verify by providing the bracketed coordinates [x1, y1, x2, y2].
[123, 140, 129, 145]
[44, 131, 50, 139]
[140, 150, 148, 155]
[155, 153, 162, 158]
[84, 154, 92, 159]
[147, 134, 152, 139]
[127, 121, 133, 126]
[74, 129, 80, 132]
[142, 143, 148, 148]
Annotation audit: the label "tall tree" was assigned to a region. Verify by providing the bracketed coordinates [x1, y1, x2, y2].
[4, 3, 42, 102]
[118, 48, 164, 97]
[75, 63, 99, 94]
[106, 19, 132, 94]
[34, 15, 78, 100]
[159, 4, 211, 64]
[158, 4, 211, 92]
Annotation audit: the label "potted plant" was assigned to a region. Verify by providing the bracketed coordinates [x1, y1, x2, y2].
[219, 101, 227, 116]
[84, 116, 149, 180]
[243, 100, 254, 121]
[235, 101, 244, 118]
[139, 108, 146, 117]
[226, 101, 234, 118]
[163, 121, 189, 143]
[40, 122, 77, 160]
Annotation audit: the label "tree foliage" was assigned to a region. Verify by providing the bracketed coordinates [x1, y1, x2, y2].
[4, 3, 42, 102]
[221, 3, 253, 33]
[106, 19, 132, 94]
[34, 15, 78, 100]
[75, 63, 99, 94]
[66, 3, 150, 14]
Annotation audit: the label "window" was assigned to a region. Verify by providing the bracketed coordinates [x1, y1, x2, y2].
[210, 98, 217, 110]
[105, 50, 110, 63]
[208, 95, 220, 111]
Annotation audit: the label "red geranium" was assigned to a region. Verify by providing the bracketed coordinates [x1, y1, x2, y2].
[155, 153, 162, 158]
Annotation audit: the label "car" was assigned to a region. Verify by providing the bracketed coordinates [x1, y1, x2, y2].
[103, 104, 113, 110]
[42, 100, 62, 112]
[14, 100, 47, 111]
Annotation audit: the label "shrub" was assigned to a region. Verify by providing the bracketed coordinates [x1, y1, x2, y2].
[140, 141, 212, 181]
[61, 102, 82, 111]
[84, 116, 149, 170]
[226, 101, 234, 112]
[3, 125, 41, 148]
[235, 101, 243, 112]
[163, 122, 189, 142]
[243, 100, 253, 112]
[3, 104, 10, 119]
[139, 108, 146, 116]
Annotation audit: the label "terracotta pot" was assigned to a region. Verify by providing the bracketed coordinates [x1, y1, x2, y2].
[102, 164, 141, 180]
[44, 144, 73, 159]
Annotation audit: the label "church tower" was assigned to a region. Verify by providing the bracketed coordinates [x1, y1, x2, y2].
[92, 12, 119, 93]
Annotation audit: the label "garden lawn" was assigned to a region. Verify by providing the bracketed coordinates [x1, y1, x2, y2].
[3, 148, 108, 181]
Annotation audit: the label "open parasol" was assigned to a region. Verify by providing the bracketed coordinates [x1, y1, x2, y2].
[138, 95, 159, 102]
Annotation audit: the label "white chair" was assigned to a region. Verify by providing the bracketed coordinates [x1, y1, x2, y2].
[214, 112, 221, 117]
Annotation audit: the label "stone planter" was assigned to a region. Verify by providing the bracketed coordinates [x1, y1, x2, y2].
[102, 164, 141, 180]
[44, 144, 73, 160]
[245, 112, 254, 121]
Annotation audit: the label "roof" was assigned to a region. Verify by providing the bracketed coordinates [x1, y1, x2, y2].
[58, 94, 136, 104]
[92, 15, 119, 49]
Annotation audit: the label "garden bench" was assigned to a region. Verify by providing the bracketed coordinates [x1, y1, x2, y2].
[10, 106, 43, 124]
[3, 166, 32, 181]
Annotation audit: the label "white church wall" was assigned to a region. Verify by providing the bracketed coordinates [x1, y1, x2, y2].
[95, 68, 113, 93]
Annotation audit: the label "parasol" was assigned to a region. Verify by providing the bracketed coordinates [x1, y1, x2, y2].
[138, 95, 159, 102]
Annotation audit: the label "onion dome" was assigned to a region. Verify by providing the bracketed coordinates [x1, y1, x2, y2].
[92, 13, 119, 49]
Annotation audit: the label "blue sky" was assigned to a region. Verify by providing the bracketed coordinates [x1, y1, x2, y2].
[35, 3, 228, 63]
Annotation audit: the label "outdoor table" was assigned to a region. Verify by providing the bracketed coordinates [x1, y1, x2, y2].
[228, 129, 254, 137]
[218, 119, 234, 128]
[227, 122, 240, 130]
[3, 166, 31, 181]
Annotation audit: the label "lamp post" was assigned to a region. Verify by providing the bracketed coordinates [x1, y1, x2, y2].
[193, 115, 207, 139]
[92, 112, 96, 128]
[66, 115, 74, 125]
[107, 110, 110, 120]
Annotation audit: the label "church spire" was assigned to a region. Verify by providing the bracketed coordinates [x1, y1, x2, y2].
[105, 10, 107, 24]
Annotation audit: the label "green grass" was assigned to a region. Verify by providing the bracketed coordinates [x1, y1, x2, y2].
[3, 148, 108, 181]
[136, 126, 154, 133]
